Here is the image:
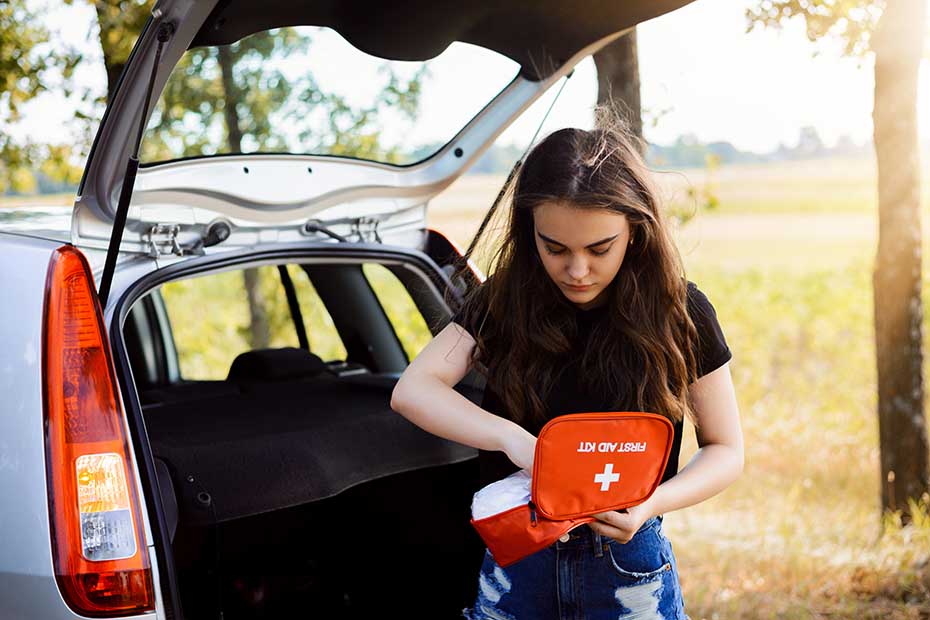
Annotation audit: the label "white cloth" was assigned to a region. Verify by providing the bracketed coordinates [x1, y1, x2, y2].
[470, 469, 532, 520]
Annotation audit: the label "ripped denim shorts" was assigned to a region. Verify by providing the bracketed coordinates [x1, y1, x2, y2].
[461, 514, 689, 620]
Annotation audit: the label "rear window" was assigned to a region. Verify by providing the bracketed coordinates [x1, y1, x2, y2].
[141, 26, 520, 166]
[363, 263, 432, 360]
[159, 264, 345, 380]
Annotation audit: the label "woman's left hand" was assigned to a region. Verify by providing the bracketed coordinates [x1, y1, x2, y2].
[588, 497, 657, 544]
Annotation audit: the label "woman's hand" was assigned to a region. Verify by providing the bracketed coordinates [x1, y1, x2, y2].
[500, 426, 537, 473]
[587, 494, 659, 544]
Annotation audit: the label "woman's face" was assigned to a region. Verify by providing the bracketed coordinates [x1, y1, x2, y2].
[532, 200, 631, 309]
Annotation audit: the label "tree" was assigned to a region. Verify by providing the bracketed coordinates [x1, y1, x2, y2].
[593, 29, 644, 147]
[87, 0, 151, 102]
[796, 125, 825, 157]
[593, 30, 718, 222]
[0, 0, 80, 193]
[748, 0, 930, 526]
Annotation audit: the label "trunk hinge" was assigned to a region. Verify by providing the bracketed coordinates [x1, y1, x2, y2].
[143, 224, 183, 257]
[305, 216, 382, 243]
[351, 216, 382, 243]
[143, 223, 206, 257]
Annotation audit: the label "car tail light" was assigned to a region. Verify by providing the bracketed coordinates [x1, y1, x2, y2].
[42, 245, 155, 616]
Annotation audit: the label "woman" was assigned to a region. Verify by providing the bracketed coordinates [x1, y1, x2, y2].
[390, 109, 743, 620]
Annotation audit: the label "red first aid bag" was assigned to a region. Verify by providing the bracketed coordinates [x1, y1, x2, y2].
[470, 411, 674, 567]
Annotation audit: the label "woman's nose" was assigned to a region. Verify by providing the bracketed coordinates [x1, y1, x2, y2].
[566, 255, 589, 281]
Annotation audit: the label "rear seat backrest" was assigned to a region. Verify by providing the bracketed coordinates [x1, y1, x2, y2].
[227, 347, 330, 384]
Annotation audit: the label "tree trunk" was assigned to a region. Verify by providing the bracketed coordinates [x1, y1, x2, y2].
[218, 45, 244, 152]
[243, 267, 271, 349]
[94, 2, 125, 103]
[871, 0, 930, 526]
[593, 29, 643, 151]
[217, 45, 269, 348]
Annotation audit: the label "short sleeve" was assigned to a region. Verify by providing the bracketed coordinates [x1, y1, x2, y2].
[449, 303, 476, 336]
[449, 281, 491, 339]
[686, 281, 732, 378]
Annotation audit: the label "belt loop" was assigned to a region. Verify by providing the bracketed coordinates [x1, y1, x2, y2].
[591, 526, 604, 558]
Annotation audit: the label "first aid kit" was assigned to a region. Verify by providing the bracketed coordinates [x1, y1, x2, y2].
[469, 411, 674, 567]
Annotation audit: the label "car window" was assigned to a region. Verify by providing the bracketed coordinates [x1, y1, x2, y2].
[159, 266, 299, 380]
[141, 26, 520, 167]
[285, 264, 348, 362]
[362, 263, 432, 360]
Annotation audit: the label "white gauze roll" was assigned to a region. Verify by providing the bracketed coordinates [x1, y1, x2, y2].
[470, 469, 533, 520]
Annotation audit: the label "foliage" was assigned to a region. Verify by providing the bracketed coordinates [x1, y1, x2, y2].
[745, 0, 886, 57]
[78, 0, 151, 72]
[2, 4, 427, 192]
[0, 0, 80, 192]
[363, 264, 433, 360]
[142, 27, 427, 164]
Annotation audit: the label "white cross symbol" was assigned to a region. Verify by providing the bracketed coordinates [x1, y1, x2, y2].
[594, 463, 620, 491]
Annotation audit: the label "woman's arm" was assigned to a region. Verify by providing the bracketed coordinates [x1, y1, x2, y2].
[589, 361, 743, 541]
[390, 322, 537, 470]
[648, 360, 744, 515]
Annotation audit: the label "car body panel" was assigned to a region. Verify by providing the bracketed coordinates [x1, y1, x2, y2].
[0, 233, 163, 619]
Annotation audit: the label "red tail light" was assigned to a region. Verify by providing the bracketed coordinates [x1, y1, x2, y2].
[42, 245, 154, 616]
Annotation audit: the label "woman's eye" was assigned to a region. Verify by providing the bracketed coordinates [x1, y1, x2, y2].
[590, 245, 612, 256]
[545, 246, 566, 255]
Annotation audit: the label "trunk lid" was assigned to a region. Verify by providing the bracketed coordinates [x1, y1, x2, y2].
[73, 0, 695, 257]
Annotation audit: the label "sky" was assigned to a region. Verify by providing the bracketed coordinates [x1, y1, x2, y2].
[10, 0, 930, 158]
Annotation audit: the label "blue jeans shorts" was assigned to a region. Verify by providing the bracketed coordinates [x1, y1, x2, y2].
[461, 514, 689, 620]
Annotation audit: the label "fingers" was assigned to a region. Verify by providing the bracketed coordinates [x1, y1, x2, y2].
[590, 511, 637, 543]
[589, 521, 634, 544]
[592, 510, 627, 528]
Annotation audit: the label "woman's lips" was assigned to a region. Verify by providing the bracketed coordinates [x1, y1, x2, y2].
[565, 283, 594, 291]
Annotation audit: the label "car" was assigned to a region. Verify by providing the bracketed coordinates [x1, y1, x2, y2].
[0, 1, 695, 618]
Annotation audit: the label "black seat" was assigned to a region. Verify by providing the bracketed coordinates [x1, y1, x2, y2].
[227, 347, 331, 384]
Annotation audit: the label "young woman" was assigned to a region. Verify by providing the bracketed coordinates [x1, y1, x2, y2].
[390, 110, 743, 620]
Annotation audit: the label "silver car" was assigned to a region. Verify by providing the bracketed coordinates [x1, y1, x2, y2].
[0, 1, 693, 618]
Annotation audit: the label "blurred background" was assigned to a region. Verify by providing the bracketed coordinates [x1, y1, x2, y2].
[3, 0, 930, 617]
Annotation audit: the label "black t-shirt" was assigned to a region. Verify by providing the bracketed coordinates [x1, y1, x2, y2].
[451, 280, 732, 490]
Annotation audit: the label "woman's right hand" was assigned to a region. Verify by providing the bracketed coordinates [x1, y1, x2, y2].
[501, 425, 538, 473]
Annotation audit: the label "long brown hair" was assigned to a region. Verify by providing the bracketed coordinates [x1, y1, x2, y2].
[451, 106, 701, 432]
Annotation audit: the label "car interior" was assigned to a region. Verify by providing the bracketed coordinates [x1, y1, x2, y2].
[122, 255, 486, 619]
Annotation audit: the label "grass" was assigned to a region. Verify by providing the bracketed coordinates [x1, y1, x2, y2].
[669, 259, 930, 619]
[0, 192, 73, 208]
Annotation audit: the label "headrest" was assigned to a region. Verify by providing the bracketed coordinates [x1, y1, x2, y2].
[227, 347, 327, 383]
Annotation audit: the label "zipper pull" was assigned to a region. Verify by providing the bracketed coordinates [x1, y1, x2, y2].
[528, 500, 538, 527]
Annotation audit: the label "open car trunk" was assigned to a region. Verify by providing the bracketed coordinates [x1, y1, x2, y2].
[117, 248, 487, 619]
[89, 2, 700, 616]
